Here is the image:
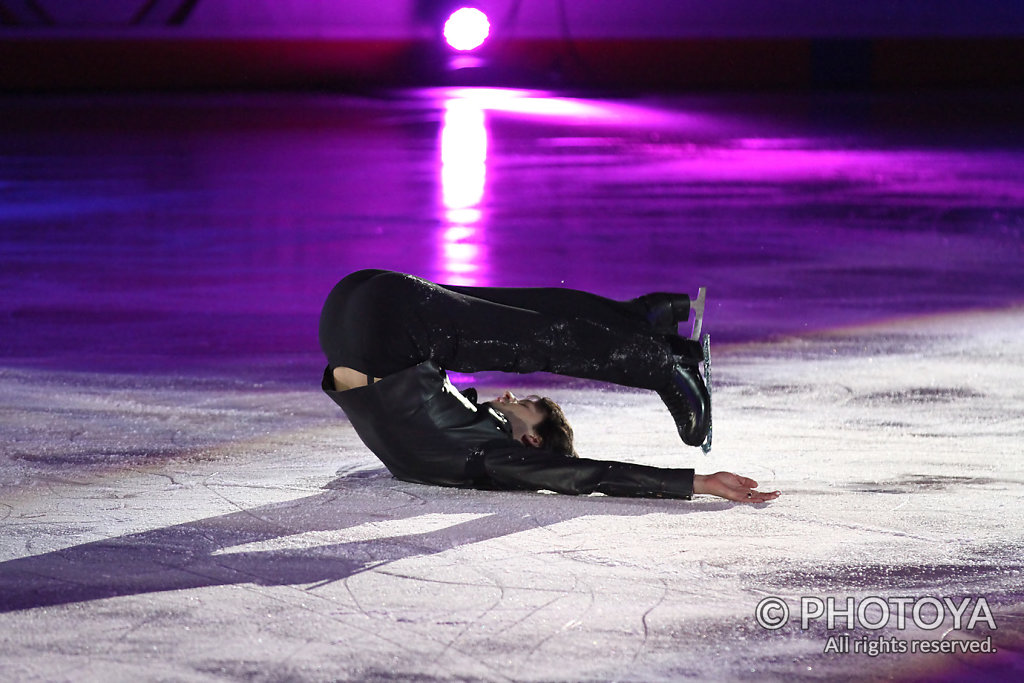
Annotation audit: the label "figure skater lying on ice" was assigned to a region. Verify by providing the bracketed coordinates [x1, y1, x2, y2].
[319, 269, 779, 503]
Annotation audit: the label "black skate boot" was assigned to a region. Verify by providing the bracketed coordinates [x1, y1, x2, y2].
[637, 292, 690, 333]
[636, 287, 706, 340]
[658, 361, 711, 448]
[666, 335, 704, 366]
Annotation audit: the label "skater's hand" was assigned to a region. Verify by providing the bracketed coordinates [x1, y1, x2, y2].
[693, 472, 780, 503]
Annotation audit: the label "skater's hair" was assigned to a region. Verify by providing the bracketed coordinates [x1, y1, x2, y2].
[534, 397, 577, 458]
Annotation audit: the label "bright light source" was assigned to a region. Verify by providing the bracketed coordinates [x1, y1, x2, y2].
[440, 98, 487, 211]
[443, 8, 490, 51]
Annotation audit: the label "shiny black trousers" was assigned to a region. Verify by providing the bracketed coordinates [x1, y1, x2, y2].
[318, 269, 679, 390]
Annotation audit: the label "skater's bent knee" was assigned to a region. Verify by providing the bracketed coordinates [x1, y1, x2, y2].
[336, 269, 392, 290]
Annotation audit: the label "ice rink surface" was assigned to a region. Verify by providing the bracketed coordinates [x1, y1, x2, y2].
[2, 90, 1023, 680]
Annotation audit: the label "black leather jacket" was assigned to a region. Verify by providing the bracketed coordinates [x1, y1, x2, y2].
[323, 361, 694, 499]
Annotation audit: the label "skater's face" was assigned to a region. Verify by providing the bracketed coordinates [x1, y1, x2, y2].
[491, 390, 546, 447]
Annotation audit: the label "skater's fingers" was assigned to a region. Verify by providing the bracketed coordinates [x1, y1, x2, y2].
[735, 475, 758, 489]
[739, 489, 781, 504]
[694, 474, 779, 503]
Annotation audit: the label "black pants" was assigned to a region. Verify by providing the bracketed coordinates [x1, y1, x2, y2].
[318, 269, 678, 390]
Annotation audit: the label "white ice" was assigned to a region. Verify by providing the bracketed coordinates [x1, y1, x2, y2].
[1, 309, 1023, 681]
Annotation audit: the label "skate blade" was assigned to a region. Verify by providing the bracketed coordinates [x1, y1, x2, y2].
[701, 333, 712, 454]
[690, 287, 706, 341]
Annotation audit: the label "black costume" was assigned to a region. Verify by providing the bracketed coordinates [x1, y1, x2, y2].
[319, 269, 703, 499]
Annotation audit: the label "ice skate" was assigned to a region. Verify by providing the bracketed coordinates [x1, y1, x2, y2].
[666, 335, 704, 366]
[635, 287, 706, 340]
[689, 286, 706, 341]
[654, 287, 711, 449]
[700, 333, 712, 454]
[636, 291, 688, 333]
[657, 358, 711, 448]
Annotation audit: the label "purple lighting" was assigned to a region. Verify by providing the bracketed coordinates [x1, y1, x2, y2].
[443, 7, 490, 51]
[440, 97, 487, 214]
[437, 93, 490, 286]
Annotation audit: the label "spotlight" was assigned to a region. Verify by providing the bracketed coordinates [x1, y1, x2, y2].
[443, 8, 490, 51]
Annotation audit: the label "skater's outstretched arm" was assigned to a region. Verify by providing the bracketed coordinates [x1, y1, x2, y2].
[480, 445, 695, 499]
[480, 444, 780, 503]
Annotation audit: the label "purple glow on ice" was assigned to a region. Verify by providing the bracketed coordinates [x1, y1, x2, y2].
[440, 97, 488, 213]
[428, 86, 696, 288]
[443, 8, 490, 51]
[441, 87, 616, 121]
[418, 87, 692, 130]
[437, 94, 490, 286]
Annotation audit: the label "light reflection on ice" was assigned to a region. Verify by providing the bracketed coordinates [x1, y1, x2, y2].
[437, 93, 490, 285]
